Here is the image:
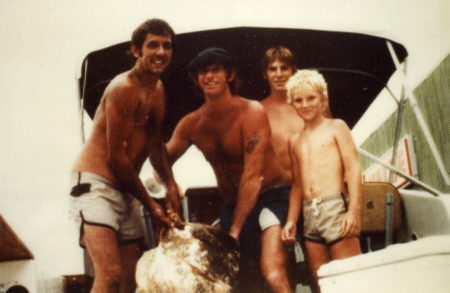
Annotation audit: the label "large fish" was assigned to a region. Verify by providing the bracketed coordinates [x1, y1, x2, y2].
[136, 222, 240, 293]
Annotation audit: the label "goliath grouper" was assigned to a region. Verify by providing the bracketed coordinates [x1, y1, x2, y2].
[136, 217, 240, 293]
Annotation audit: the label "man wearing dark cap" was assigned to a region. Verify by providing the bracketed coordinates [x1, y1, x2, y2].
[165, 47, 294, 293]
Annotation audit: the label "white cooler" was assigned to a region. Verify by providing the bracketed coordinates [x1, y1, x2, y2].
[318, 235, 450, 293]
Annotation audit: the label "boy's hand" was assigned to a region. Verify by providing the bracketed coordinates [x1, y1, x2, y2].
[282, 221, 297, 244]
[341, 209, 361, 238]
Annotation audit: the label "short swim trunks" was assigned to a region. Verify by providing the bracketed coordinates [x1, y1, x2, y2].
[70, 172, 144, 247]
[303, 193, 349, 245]
[219, 185, 290, 257]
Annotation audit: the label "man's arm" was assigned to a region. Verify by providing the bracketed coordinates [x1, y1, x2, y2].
[105, 86, 171, 226]
[165, 114, 194, 165]
[228, 103, 271, 241]
[334, 119, 362, 238]
[152, 114, 194, 203]
[147, 86, 181, 214]
[282, 136, 303, 243]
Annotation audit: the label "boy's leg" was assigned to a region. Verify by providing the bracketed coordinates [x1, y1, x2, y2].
[260, 225, 293, 293]
[329, 237, 361, 260]
[305, 240, 330, 293]
[84, 224, 122, 293]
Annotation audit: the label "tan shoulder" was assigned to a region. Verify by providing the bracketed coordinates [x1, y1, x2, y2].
[238, 97, 265, 113]
[329, 118, 350, 131]
[242, 99, 270, 126]
[182, 109, 201, 122]
[176, 109, 201, 131]
[260, 97, 281, 109]
[260, 97, 271, 108]
[248, 98, 264, 109]
[289, 130, 303, 144]
[94, 75, 134, 114]
[103, 72, 135, 100]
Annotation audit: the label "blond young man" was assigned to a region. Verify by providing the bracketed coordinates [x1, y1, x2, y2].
[282, 70, 362, 293]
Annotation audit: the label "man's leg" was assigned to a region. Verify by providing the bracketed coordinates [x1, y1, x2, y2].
[84, 224, 122, 293]
[260, 225, 293, 293]
[118, 241, 143, 293]
[329, 237, 361, 260]
[304, 240, 330, 293]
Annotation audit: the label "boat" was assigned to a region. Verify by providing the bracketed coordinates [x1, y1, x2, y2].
[0, 1, 448, 292]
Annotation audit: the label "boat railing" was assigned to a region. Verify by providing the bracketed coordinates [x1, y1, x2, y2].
[358, 148, 440, 196]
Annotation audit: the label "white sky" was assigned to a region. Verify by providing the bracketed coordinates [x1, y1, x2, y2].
[0, 0, 449, 279]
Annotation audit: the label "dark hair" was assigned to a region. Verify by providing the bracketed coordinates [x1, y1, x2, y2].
[260, 46, 296, 74]
[188, 48, 240, 95]
[131, 18, 175, 50]
[188, 66, 241, 96]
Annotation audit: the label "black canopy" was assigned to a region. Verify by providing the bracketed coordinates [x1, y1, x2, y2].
[79, 27, 407, 139]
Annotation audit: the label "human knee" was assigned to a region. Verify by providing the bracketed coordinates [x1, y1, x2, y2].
[262, 265, 286, 286]
[98, 263, 123, 285]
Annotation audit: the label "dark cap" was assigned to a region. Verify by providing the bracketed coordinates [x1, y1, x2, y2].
[188, 47, 236, 73]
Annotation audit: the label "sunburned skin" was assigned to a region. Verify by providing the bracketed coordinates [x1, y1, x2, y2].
[171, 96, 284, 204]
[288, 82, 359, 201]
[283, 72, 362, 293]
[262, 98, 303, 183]
[71, 24, 181, 293]
[166, 50, 295, 292]
[291, 119, 348, 200]
[72, 75, 164, 184]
[72, 32, 180, 220]
[256, 55, 301, 293]
[261, 58, 304, 184]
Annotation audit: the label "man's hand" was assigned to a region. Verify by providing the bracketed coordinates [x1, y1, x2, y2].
[152, 170, 184, 215]
[228, 227, 240, 244]
[164, 184, 183, 216]
[341, 209, 361, 238]
[282, 221, 297, 244]
[148, 199, 173, 227]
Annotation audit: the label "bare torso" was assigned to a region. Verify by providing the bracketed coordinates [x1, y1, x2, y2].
[261, 98, 304, 184]
[182, 97, 284, 203]
[291, 119, 346, 200]
[72, 71, 163, 184]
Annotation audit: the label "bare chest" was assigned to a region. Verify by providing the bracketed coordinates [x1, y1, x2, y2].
[124, 94, 160, 157]
[297, 130, 339, 162]
[191, 116, 243, 164]
[267, 105, 302, 140]
[134, 91, 159, 124]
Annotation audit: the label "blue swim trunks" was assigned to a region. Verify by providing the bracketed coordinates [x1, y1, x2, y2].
[219, 185, 290, 258]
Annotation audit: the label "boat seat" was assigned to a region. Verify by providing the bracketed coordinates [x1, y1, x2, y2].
[360, 182, 404, 250]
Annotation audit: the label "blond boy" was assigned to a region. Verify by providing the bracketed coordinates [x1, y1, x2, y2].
[281, 69, 362, 293]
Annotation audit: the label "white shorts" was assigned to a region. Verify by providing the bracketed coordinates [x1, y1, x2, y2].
[70, 172, 144, 246]
[258, 208, 281, 230]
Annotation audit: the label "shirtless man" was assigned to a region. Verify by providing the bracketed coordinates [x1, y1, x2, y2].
[261, 46, 303, 182]
[70, 19, 180, 293]
[282, 70, 362, 293]
[165, 47, 292, 293]
[259, 46, 304, 292]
